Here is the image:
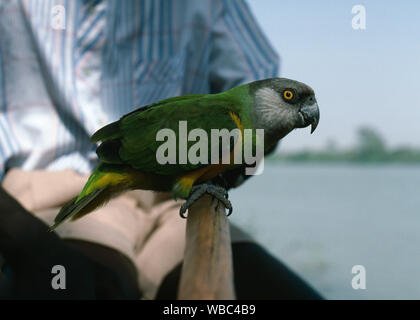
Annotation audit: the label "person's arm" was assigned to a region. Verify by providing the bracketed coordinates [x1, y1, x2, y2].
[209, 0, 280, 93]
[209, 0, 280, 189]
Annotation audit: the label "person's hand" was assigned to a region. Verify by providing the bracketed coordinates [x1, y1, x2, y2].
[0, 187, 139, 299]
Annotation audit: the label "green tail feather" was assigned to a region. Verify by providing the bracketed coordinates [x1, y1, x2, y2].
[49, 187, 106, 232]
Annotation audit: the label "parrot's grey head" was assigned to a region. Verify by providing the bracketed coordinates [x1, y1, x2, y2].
[250, 77, 320, 140]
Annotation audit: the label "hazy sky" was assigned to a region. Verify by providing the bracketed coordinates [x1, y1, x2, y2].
[247, 0, 420, 151]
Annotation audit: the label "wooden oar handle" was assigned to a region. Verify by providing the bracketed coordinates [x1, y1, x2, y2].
[177, 194, 236, 300]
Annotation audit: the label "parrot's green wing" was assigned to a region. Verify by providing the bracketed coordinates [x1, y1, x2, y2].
[91, 93, 246, 175]
[91, 94, 206, 142]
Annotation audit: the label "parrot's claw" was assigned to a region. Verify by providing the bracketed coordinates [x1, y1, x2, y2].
[179, 184, 232, 218]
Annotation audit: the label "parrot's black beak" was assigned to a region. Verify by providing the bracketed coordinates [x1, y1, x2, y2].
[299, 102, 320, 134]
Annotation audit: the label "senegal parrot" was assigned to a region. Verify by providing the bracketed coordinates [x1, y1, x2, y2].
[50, 78, 320, 230]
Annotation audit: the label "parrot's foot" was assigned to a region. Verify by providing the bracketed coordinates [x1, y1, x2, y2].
[179, 183, 232, 218]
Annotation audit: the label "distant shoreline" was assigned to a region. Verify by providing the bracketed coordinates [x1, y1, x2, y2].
[271, 127, 420, 165]
[266, 158, 420, 166]
[268, 150, 420, 165]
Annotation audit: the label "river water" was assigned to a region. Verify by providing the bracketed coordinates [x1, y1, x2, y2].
[229, 163, 420, 299]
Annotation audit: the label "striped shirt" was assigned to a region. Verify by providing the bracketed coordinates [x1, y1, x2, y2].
[0, 0, 279, 179]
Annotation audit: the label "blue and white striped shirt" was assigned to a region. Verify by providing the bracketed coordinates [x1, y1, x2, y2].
[0, 0, 279, 179]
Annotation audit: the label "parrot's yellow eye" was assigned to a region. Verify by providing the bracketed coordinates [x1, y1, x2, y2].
[283, 90, 294, 100]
